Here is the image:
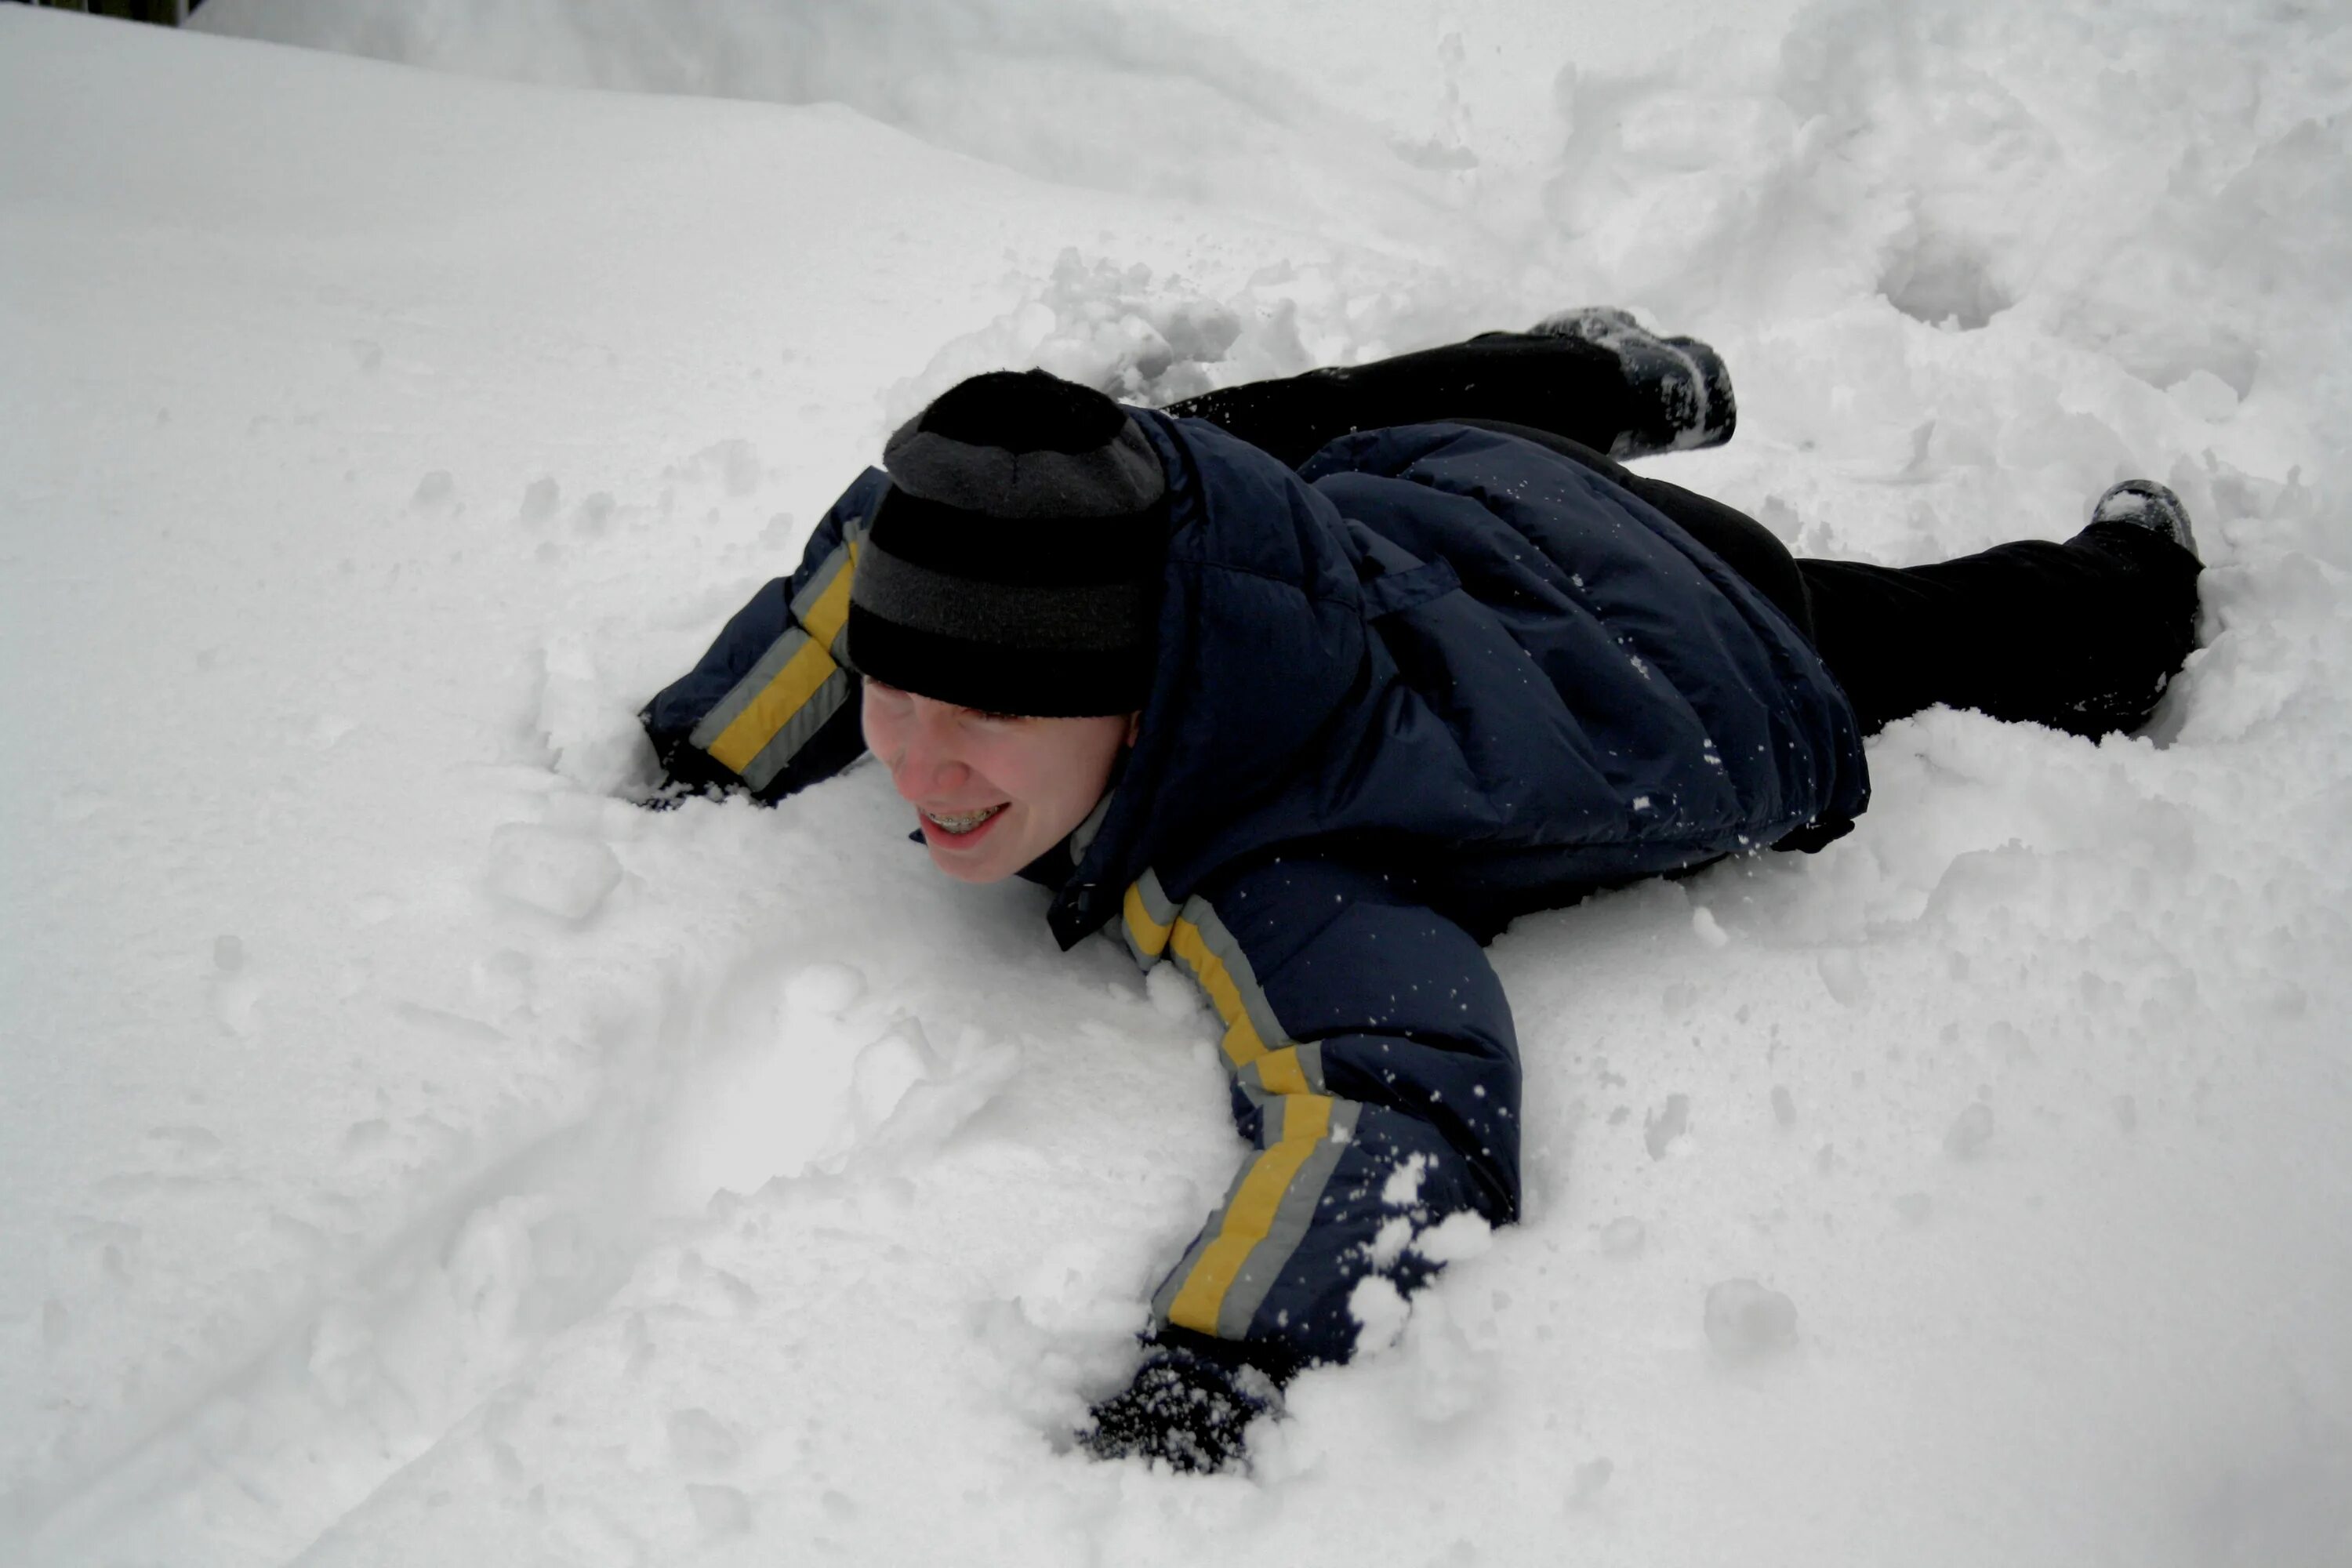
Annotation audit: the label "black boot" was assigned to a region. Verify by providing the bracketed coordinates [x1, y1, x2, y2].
[2085, 479, 2198, 561]
[1530, 307, 1737, 459]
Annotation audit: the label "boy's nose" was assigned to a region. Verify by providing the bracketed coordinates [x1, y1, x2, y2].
[889, 716, 969, 800]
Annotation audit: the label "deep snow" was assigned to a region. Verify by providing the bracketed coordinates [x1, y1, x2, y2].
[4, 2, 2350, 1564]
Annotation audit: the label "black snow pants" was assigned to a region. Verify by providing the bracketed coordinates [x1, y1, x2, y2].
[1167, 332, 2204, 740]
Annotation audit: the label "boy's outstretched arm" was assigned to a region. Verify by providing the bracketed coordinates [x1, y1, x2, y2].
[640, 470, 888, 804]
[1085, 855, 1522, 1470]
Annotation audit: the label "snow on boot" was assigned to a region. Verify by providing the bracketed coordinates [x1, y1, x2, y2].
[1530, 305, 1644, 339]
[2089, 479, 2198, 561]
[1530, 306, 1737, 458]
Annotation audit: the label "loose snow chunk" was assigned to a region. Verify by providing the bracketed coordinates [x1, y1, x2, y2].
[1370, 1214, 1415, 1269]
[782, 962, 865, 1019]
[484, 822, 622, 924]
[1145, 963, 1202, 1019]
[1382, 1151, 1432, 1207]
[847, 1022, 1021, 1169]
[1643, 1094, 1691, 1160]
[685, 1483, 750, 1537]
[535, 636, 652, 792]
[2166, 368, 2241, 422]
[1410, 1210, 1494, 1265]
[887, 249, 1245, 419]
[517, 475, 561, 524]
[1944, 1102, 1996, 1160]
[1349, 1273, 1412, 1356]
[1401, 1290, 1497, 1424]
[666, 1407, 742, 1472]
[667, 437, 762, 498]
[850, 1022, 933, 1131]
[1704, 1279, 1799, 1359]
[1817, 949, 1871, 1006]
[1600, 1217, 1646, 1258]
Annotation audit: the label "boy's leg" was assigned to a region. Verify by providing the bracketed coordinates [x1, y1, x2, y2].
[1798, 517, 2202, 739]
[1164, 320, 1733, 470]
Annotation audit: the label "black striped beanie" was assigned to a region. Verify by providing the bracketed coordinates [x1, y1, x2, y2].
[844, 369, 1168, 717]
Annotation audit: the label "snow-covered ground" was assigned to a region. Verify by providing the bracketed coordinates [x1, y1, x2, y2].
[4, 2, 2349, 1563]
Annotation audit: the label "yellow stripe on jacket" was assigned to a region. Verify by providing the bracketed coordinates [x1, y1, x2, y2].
[1169, 916, 1273, 1068]
[706, 541, 859, 773]
[1166, 1094, 1334, 1334]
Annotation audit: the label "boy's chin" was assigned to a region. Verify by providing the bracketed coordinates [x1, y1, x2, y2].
[924, 843, 1018, 884]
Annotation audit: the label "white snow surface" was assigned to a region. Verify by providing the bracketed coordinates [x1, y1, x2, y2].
[5, 2, 2351, 1563]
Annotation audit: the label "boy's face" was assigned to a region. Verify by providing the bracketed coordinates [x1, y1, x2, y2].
[861, 680, 1136, 884]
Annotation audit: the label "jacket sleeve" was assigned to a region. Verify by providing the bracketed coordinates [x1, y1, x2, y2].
[1120, 855, 1521, 1376]
[639, 470, 886, 804]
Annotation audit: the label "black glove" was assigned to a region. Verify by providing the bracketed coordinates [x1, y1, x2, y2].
[1080, 1342, 1279, 1473]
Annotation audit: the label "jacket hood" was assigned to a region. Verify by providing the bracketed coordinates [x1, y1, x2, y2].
[1047, 412, 1372, 945]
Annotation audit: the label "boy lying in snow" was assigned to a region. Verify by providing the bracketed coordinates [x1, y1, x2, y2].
[641, 313, 2202, 1472]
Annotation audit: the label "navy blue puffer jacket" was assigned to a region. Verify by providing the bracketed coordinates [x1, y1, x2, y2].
[643, 412, 1867, 1374]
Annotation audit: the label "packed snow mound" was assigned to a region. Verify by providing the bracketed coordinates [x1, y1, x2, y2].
[5, 2, 2351, 1566]
[189, 0, 1810, 227]
[190, 0, 1498, 248]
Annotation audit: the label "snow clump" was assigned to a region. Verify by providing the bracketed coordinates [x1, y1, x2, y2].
[1704, 1279, 1800, 1360]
